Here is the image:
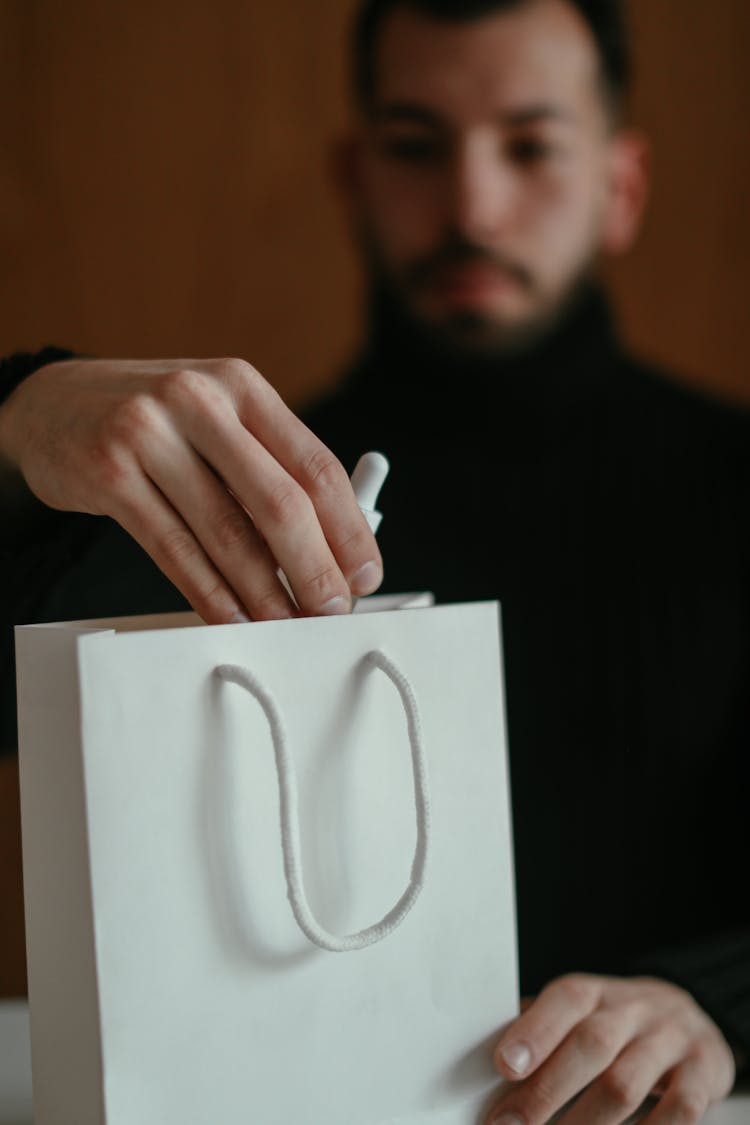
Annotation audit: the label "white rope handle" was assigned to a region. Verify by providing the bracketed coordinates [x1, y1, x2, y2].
[215, 650, 431, 953]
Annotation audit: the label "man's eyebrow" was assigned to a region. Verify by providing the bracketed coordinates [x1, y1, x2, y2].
[368, 102, 444, 128]
[367, 100, 576, 128]
[502, 104, 576, 126]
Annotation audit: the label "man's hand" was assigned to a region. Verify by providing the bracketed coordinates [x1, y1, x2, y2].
[487, 974, 736, 1124]
[0, 356, 383, 622]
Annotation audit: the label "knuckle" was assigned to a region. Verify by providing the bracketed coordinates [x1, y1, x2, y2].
[618, 998, 648, 1026]
[158, 367, 204, 403]
[248, 585, 291, 621]
[525, 1074, 557, 1117]
[337, 523, 370, 555]
[213, 508, 254, 553]
[158, 367, 228, 424]
[194, 578, 239, 623]
[687, 1039, 710, 1068]
[554, 973, 596, 1010]
[299, 446, 347, 498]
[600, 1064, 640, 1109]
[159, 526, 201, 568]
[264, 478, 309, 528]
[300, 561, 342, 602]
[216, 356, 258, 386]
[106, 393, 160, 447]
[204, 356, 264, 403]
[574, 1014, 617, 1058]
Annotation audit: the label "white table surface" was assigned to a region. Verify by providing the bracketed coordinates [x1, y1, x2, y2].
[2, 1000, 749, 1124]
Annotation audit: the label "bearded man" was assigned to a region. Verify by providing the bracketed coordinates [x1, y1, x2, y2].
[1, 2, 748, 1121]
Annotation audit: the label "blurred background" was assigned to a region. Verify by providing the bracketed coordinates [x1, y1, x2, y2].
[1, 0, 749, 409]
[0, 0, 749, 997]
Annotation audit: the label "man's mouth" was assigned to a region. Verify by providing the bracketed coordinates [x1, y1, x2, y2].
[425, 262, 525, 307]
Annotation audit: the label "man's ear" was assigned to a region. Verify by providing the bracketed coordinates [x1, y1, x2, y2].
[600, 128, 651, 256]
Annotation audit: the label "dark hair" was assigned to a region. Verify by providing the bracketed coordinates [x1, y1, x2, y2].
[352, 0, 632, 121]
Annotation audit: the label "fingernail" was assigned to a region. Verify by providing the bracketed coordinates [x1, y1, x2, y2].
[491, 1113, 523, 1125]
[499, 1041, 531, 1076]
[231, 610, 250, 623]
[320, 595, 350, 616]
[350, 560, 382, 596]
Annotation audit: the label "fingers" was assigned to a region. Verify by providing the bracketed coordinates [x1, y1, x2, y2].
[136, 429, 297, 622]
[644, 1059, 712, 1124]
[217, 360, 384, 597]
[487, 1001, 641, 1125]
[488, 975, 735, 1125]
[644, 1034, 736, 1124]
[5, 355, 385, 621]
[493, 974, 602, 1081]
[110, 468, 252, 625]
[561, 1024, 689, 1125]
[166, 370, 381, 615]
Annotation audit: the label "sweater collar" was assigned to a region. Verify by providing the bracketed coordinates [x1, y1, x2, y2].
[356, 280, 623, 401]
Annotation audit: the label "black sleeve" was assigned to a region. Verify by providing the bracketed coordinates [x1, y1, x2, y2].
[1, 347, 81, 756]
[0, 345, 76, 405]
[1, 514, 189, 758]
[1, 516, 97, 755]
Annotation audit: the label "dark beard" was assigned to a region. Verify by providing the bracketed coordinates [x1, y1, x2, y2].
[362, 231, 599, 365]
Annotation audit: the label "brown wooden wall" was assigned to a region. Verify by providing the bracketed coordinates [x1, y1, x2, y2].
[1, 1, 749, 998]
[606, 1, 750, 404]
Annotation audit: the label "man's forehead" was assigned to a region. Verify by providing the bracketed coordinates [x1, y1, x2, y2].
[369, 1, 603, 126]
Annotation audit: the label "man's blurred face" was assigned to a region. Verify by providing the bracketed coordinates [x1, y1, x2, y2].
[354, 0, 626, 354]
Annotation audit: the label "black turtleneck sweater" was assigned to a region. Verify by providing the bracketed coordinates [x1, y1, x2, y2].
[305, 287, 750, 1062]
[2, 290, 750, 1065]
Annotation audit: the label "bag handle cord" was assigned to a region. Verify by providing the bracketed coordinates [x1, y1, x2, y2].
[215, 650, 431, 953]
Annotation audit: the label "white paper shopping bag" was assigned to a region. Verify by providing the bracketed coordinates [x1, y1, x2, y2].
[16, 596, 518, 1125]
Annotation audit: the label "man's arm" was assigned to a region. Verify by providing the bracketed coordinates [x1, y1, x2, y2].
[0, 353, 383, 622]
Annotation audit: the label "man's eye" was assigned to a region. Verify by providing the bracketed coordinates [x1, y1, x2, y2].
[507, 138, 555, 164]
[380, 137, 445, 163]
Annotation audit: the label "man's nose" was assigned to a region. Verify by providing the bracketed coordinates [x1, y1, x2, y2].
[450, 136, 515, 243]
